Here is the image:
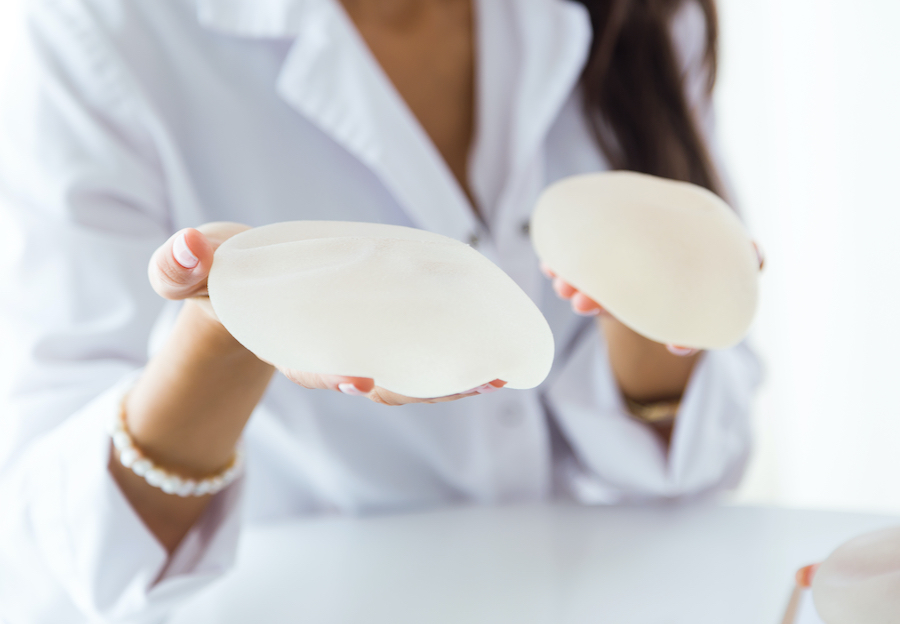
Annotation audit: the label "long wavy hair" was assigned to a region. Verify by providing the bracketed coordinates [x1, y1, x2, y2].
[572, 0, 721, 195]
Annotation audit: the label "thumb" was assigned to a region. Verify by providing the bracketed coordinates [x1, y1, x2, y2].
[796, 564, 819, 588]
[149, 228, 215, 300]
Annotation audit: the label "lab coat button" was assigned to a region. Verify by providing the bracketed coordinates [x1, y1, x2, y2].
[520, 221, 531, 236]
[467, 233, 480, 247]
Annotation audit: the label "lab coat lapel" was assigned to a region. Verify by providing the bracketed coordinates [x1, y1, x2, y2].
[498, 0, 592, 217]
[511, 1, 592, 168]
[198, 0, 479, 242]
[469, 0, 591, 299]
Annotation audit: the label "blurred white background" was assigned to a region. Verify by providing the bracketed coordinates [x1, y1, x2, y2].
[0, 0, 898, 514]
[717, 0, 900, 514]
[0, 0, 22, 409]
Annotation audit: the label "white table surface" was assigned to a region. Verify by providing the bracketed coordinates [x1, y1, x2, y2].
[169, 503, 898, 624]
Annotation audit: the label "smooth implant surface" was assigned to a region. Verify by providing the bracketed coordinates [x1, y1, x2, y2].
[208, 221, 554, 398]
[169, 504, 898, 624]
[812, 526, 900, 624]
[531, 172, 759, 349]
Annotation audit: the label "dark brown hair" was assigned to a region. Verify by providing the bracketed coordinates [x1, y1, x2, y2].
[572, 0, 721, 195]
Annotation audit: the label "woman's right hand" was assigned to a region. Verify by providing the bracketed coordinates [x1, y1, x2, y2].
[147, 224, 506, 407]
[148, 222, 250, 322]
[121, 223, 504, 551]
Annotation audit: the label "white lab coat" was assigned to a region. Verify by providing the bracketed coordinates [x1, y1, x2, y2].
[0, 0, 760, 622]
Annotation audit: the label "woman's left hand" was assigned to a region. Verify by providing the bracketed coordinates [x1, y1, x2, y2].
[540, 262, 699, 357]
[273, 369, 507, 406]
[541, 240, 765, 359]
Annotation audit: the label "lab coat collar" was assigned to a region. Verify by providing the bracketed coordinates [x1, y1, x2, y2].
[196, 0, 592, 243]
[488, 0, 592, 229]
[196, 0, 323, 38]
[198, 0, 479, 241]
[509, 0, 592, 178]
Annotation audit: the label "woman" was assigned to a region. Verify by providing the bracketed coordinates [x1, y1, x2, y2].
[0, 0, 760, 622]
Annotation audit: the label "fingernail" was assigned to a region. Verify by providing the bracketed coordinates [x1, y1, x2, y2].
[338, 383, 366, 396]
[796, 564, 819, 588]
[173, 232, 199, 269]
[471, 383, 501, 395]
[667, 345, 697, 357]
[553, 280, 573, 300]
[574, 307, 603, 317]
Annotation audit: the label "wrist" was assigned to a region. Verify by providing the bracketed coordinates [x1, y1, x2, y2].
[623, 395, 680, 424]
[124, 299, 274, 475]
[600, 316, 699, 403]
[182, 298, 249, 354]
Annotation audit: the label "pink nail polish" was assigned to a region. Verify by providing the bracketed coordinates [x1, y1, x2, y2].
[666, 345, 697, 357]
[796, 564, 819, 588]
[338, 383, 366, 396]
[461, 383, 501, 396]
[553, 281, 573, 300]
[173, 232, 199, 269]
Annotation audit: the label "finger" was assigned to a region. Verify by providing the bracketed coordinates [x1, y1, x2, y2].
[372, 379, 507, 406]
[336, 377, 376, 396]
[149, 228, 215, 300]
[459, 379, 507, 396]
[539, 262, 556, 279]
[279, 368, 375, 394]
[282, 369, 509, 406]
[752, 241, 765, 271]
[571, 291, 605, 316]
[666, 344, 700, 357]
[553, 277, 577, 300]
[795, 564, 819, 588]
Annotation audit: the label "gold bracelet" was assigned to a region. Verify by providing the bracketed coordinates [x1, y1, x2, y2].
[624, 396, 681, 424]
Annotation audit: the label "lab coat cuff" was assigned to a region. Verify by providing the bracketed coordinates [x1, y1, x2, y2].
[548, 325, 760, 501]
[22, 375, 244, 621]
[669, 342, 762, 492]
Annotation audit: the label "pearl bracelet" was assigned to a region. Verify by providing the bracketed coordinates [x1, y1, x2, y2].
[109, 400, 244, 497]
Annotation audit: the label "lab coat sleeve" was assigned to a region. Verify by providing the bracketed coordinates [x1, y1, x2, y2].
[0, 2, 243, 622]
[546, 323, 761, 503]
[545, 2, 762, 503]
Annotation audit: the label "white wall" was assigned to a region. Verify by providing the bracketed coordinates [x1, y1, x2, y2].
[0, 0, 898, 514]
[718, 0, 900, 513]
[0, 0, 20, 78]
[0, 0, 22, 402]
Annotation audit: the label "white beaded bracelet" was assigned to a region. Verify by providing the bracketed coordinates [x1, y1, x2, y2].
[109, 399, 244, 497]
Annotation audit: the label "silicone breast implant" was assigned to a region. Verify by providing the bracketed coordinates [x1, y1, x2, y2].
[207, 221, 554, 399]
[812, 526, 900, 624]
[530, 171, 759, 350]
